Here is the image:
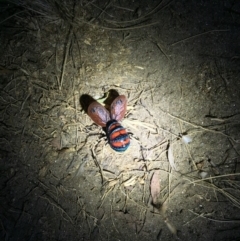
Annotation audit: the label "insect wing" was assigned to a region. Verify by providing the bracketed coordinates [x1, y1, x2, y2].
[110, 95, 127, 121]
[87, 101, 110, 127]
[107, 120, 130, 152]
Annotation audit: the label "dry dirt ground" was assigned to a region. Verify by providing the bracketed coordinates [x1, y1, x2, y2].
[1, 0, 240, 240]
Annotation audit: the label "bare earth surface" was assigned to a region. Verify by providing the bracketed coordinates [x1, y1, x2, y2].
[1, 0, 240, 240]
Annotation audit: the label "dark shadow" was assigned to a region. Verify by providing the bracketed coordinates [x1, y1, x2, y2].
[103, 89, 119, 110]
[79, 94, 96, 113]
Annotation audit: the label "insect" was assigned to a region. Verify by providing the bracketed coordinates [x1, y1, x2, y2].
[87, 95, 130, 152]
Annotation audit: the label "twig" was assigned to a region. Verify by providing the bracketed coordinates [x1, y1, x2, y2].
[178, 120, 197, 170]
[123, 119, 156, 132]
[91, 146, 104, 185]
[20, 93, 31, 112]
[161, 109, 237, 142]
[40, 195, 74, 224]
[60, 25, 73, 90]
[171, 29, 230, 46]
[187, 173, 240, 184]
[105, 3, 160, 24]
[185, 176, 240, 208]
[74, 91, 79, 146]
[105, 0, 173, 25]
[90, 0, 113, 19]
[149, 39, 170, 61]
[0, 10, 27, 25]
[188, 209, 240, 223]
[74, 18, 160, 31]
[110, 196, 119, 233]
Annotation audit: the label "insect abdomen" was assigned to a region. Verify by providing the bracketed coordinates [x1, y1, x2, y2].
[106, 120, 130, 152]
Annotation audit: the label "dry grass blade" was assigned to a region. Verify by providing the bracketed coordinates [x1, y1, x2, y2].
[106, 178, 119, 188]
[122, 176, 137, 187]
[167, 143, 176, 170]
[123, 119, 156, 132]
[164, 217, 177, 236]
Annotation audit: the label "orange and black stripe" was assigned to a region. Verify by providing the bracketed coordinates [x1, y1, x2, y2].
[106, 120, 130, 152]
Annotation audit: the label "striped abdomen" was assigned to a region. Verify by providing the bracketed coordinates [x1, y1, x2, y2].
[106, 120, 130, 152]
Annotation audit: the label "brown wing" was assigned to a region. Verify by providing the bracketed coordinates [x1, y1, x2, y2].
[87, 101, 110, 127]
[110, 95, 127, 121]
